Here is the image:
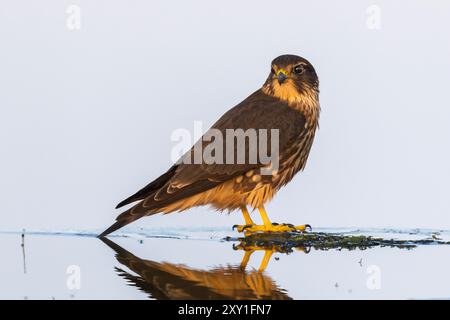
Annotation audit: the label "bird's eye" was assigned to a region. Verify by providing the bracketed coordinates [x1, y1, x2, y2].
[293, 64, 305, 74]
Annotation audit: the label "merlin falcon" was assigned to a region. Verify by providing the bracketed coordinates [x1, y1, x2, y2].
[99, 54, 320, 237]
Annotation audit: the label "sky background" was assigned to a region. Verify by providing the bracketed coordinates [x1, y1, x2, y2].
[1, 0, 450, 232]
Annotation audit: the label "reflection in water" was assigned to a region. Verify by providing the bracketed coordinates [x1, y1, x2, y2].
[101, 238, 294, 300]
[21, 230, 27, 274]
[232, 242, 310, 272]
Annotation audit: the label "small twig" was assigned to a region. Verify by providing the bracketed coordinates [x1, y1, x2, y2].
[21, 229, 27, 274]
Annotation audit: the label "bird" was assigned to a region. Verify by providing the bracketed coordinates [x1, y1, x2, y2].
[99, 54, 320, 237]
[100, 237, 291, 300]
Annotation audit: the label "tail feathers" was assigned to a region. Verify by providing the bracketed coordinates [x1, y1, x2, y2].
[99, 197, 163, 237]
[98, 209, 145, 238]
[98, 220, 127, 238]
[116, 197, 137, 209]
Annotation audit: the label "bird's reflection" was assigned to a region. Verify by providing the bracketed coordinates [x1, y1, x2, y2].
[101, 238, 299, 300]
[232, 242, 310, 272]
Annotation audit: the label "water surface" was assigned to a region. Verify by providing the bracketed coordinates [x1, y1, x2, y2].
[2, 228, 450, 299]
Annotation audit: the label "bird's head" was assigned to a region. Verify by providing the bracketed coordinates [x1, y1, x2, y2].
[262, 54, 319, 107]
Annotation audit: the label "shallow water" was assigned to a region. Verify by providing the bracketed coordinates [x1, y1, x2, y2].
[2, 227, 450, 300]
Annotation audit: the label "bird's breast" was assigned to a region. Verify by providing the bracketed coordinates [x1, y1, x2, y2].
[273, 123, 318, 189]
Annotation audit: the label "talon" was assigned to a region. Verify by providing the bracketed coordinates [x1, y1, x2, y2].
[236, 206, 311, 235]
[295, 246, 312, 254]
[233, 224, 257, 233]
[232, 224, 238, 230]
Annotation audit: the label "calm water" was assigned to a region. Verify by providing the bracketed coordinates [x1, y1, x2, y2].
[2, 228, 450, 300]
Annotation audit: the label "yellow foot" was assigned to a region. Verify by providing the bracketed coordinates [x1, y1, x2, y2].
[233, 223, 311, 234]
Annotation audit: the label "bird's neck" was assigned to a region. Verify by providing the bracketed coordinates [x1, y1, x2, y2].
[262, 83, 320, 127]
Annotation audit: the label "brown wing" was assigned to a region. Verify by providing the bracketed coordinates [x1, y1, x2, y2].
[115, 166, 178, 209]
[99, 89, 306, 237]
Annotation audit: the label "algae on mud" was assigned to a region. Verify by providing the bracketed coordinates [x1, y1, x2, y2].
[226, 232, 450, 253]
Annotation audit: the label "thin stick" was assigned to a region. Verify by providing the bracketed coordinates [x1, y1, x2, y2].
[21, 229, 27, 274]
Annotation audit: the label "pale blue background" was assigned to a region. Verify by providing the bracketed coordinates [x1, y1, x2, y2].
[1, 0, 450, 232]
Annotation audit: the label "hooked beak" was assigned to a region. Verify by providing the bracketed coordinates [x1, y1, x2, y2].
[277, 70, 288, 84]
